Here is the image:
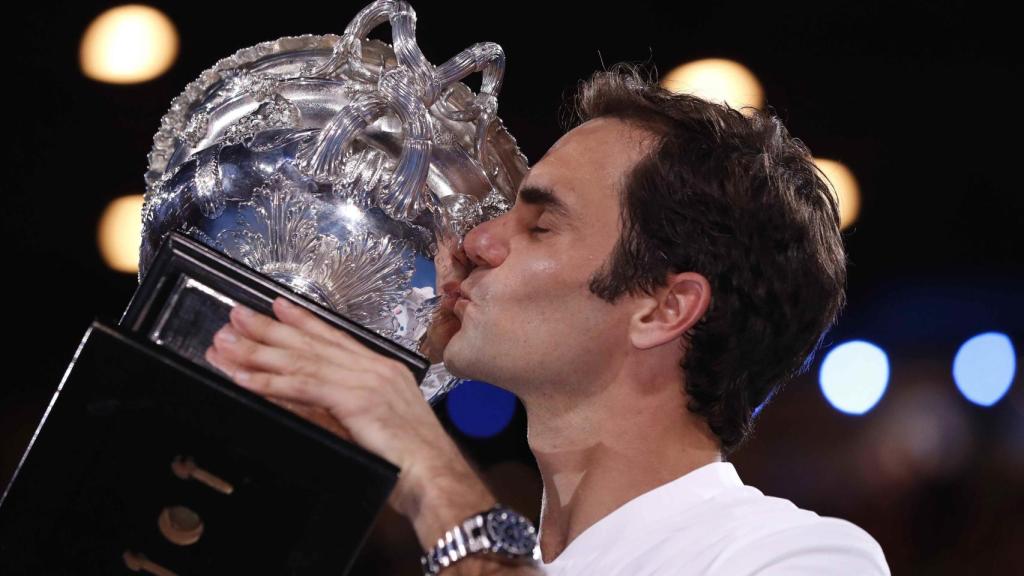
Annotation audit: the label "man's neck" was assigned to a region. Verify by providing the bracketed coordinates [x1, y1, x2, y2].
[522, 373, 721, 564]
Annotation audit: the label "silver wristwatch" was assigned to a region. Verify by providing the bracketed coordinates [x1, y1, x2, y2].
[420, 504, 541, 575]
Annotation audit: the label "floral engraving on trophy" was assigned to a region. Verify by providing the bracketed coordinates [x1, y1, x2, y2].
[215, 171, 415, 336]
[221, 93, 302, 146]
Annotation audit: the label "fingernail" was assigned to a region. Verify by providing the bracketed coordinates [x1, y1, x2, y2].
[234, 370, 251, 383]
[234, 305, 255, 318]
[277, 297, 295, 310]
[216, 328, 237, 343]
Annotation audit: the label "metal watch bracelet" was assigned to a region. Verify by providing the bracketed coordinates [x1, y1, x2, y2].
[420, 504, 539, 575]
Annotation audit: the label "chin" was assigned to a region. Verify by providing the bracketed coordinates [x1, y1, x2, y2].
[442, 335, 493, 382]
[440, 335, 472, 377]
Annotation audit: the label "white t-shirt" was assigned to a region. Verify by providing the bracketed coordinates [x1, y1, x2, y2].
[539, 461, 890, 575]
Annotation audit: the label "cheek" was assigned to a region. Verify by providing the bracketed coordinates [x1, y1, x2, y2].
[489, 262, 612, 336]
[501, 255, 587, 299]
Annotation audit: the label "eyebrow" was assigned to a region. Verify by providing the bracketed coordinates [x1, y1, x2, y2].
[516, 185, 572, 219]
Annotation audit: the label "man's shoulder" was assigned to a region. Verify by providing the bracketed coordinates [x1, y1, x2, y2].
[676, 485, 890, 575]
[539, 478, 890, 576]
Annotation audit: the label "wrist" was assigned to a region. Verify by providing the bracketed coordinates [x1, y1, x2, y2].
[403, 459, 498, 551]
[415, 473, 498, 551]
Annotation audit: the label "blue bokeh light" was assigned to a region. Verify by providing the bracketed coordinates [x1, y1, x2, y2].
[953, 332, 1016, 407]
[446, 380, 517, 438]
[819, 340, 890, 415]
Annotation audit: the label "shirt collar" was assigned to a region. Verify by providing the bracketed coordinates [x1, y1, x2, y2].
[541, 461, 744, 566]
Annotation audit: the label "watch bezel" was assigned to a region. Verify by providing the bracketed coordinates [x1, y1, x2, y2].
[484, 505, 539, 558]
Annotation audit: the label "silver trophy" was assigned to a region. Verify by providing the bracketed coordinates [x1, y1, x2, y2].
[139, 0, 528, 404]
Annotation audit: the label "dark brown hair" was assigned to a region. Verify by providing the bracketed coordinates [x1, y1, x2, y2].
[570, 62, 848, 455]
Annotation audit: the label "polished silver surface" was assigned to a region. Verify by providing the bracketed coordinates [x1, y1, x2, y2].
[151, 276, 237, 373]
[141, 0, 527, 402]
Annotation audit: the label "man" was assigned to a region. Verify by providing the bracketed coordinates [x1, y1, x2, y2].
[205, 62, 890, 574]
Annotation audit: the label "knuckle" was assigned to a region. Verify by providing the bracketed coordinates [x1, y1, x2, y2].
[297, 331, 318, 352]
[346, 387, 375, 414]
[292, 376, 317, 397]
[282, 351, 311, 377]
[382, 359, 408, 380]
[244, 372, 269, 390]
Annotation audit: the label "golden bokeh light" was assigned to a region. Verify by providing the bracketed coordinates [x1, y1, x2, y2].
[661, 58, 764, 114]
[98, 194, 144, 273]
[813, 157, 861, 230]
[80, 5, 178, 84]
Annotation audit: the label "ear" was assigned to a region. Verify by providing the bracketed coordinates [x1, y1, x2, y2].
[629, 272, 711, 350]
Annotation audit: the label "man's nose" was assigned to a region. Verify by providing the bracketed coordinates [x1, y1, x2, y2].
[463, 215, 510, 269]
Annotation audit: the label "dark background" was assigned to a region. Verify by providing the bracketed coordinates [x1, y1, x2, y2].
[4, 1, 1021, 574]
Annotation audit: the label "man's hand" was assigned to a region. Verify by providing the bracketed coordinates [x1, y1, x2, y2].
[203, 297, 495, 530]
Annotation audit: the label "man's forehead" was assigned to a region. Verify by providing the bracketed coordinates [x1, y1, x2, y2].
[540, 118, 653, 163]
[512, 118, 652, 215]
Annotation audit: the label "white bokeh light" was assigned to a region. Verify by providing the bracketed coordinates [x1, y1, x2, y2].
[819, 340, 890, 415]
[953, 332, 1016, 407]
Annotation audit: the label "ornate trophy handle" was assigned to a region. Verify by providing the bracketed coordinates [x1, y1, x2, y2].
[298, 0, 508, 223]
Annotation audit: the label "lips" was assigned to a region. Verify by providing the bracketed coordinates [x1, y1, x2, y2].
[452, 295, 470, 319]
[440, 281, 464, 311]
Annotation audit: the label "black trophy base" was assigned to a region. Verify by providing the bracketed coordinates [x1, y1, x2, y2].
[0, 321, 398, 575]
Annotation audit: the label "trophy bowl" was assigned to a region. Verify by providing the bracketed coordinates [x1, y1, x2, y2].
[139, 0, 528, 403]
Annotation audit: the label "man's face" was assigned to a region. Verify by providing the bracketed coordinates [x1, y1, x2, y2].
[442, 117, 655, 397]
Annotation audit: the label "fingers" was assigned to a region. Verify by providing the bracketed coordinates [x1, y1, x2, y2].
[226, 364, 377, 424]
[266, 397, 355, 442]
[212, 324, 312, 376]
[228, 300, 378, 366]
[209, 298, 420, 422]
[205, 345, 245, 379]
[268, 298, 420, 380]
[209, 319, 403, 398]
[215, 300, 413, 384]
[207, 345, 355, 442]
[270, 298, 374, 356]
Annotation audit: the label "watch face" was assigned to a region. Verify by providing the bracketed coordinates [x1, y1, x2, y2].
[485, 508, 538, 557]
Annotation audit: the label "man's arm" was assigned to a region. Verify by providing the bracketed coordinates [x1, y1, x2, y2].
[205, 298, 545, 574]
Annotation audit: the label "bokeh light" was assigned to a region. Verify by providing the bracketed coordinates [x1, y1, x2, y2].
[661, 58, 764, 113]
[813, 157, 861, 230]
[80, 5, 179, 84]
[445, 380, 517, 438]
[97, 194, 144, 273]
[819, 340, 890, 415]
[953, 332, 1016, 406]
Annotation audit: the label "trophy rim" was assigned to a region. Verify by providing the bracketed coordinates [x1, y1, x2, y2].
[144, 33, 529, 196]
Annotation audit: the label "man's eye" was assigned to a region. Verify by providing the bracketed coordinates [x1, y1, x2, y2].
[529, 226, 550, 235]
